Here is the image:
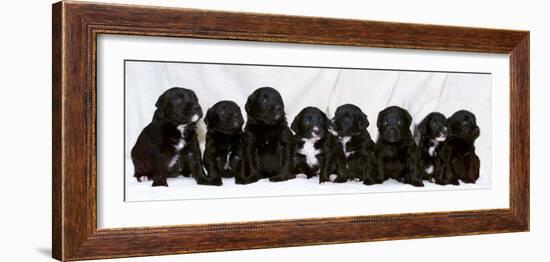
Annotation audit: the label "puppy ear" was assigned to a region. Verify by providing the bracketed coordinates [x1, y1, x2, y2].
[359, 112, 369, 130]
[417, 117, 428, 135]
[321, 112, 330, 130]
[245, 91, 256, 114]
[204, 107, 213, 127]
[154, 92, 167, 120]
[473, 126, 480, 139]
[404, 110, 413, 127]
[377, 111, 383, 129]
[190, 90, 199, 102]
[290, 112, 301, 133]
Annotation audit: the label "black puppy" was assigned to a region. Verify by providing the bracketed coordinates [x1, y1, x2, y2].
[291, 107, 347, 183]
[330, 104, 378, 184]
[416, 112, 448, 182]
[242, 87, 294, 183]
[435, 110, 480, 185]
[203, 101, 245, 186]
[376, 106, 423, 187]
[131, 87, 210, 186]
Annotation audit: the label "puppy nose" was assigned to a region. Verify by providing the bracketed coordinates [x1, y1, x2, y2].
[441, 127, 448, 135]
[313, 127, 320, 134]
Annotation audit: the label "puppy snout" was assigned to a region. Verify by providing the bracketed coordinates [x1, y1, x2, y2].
[440, 126, 448, 136]
[383, 127, 401, 142]
[272, 104, 282, 112]
[188, 103, 201, 113]
[312, 127, 320, 135]
[341, 118, 352, 128]
[272, 112, 282, 120]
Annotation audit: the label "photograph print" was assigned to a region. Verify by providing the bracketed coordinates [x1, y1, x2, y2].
[125, 60, 491, 202]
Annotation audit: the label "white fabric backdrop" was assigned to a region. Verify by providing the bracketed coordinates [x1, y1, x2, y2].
[125, 61, 491, 201]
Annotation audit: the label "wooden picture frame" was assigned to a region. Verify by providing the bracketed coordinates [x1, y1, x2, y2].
[52, 1, 529, 261]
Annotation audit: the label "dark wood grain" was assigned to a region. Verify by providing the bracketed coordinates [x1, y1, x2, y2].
[509, 35, 530, 226]
[52, 1, 530, 261]
[52, 3, 62, 260]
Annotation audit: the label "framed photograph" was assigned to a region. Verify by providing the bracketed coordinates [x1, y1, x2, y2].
[52, 1, 529, 261]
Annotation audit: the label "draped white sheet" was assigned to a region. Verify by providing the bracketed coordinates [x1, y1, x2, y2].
[124, 61, 491, 202]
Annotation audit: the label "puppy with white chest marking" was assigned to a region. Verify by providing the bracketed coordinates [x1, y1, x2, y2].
[435, 110, 480, 185]
[203, 101, 245, 186]
[291, 107, 347, 183]
[330, 104, 378, 184]
[416, 112, 448, 182]
[131, 87, 210, 186]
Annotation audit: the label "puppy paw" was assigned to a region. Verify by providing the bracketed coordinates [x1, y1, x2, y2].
[152, 179, 168, 187]
[410, 180, 425, 187]
[269, 175, 291, 182]
[208, 178, 223, 186]
[235, 179, 251, 185]
[196, 178, 218, 186]
[332, 176, 349, 183]
[137, 176, 149, 182]
[363, 179, 376, 186]
[235, 176, 259, 185]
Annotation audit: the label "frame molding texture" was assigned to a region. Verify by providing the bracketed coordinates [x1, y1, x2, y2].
[52, 1, 529, 261]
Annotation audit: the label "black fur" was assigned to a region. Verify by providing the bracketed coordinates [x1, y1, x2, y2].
[376, 106, 423, 187]
[242, 87, 295, 183]
[435, 110, 480, 185]
[203, 101, 245, 186]
[130, 87, 209, 187]
[291, 107, 348, 183]
[330, 104, 379, 185]
[417, 112, 448, 182]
